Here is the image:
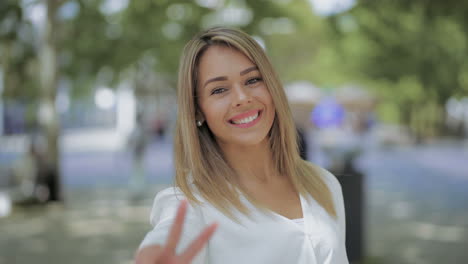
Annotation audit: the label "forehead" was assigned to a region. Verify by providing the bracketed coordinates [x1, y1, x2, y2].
[197, 45, 256, 81]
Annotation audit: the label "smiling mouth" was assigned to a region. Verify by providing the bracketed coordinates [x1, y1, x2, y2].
[229, 110, 262, 125]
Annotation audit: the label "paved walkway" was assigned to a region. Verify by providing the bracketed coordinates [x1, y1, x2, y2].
[357, 144, 468, 264]
[1, 138, 467, 264]
[0, 184, 169, 264]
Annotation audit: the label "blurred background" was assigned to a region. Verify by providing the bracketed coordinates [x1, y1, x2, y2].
[1, 0, 468, 263]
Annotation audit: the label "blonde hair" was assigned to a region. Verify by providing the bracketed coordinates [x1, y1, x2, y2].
[174, 27, 336, 220]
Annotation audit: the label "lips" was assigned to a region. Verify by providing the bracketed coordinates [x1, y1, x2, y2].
[228, 109, 261, 124]
[227, 109, 263, 129]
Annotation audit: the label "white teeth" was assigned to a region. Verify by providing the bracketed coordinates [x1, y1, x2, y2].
[232, 112, 259, 124]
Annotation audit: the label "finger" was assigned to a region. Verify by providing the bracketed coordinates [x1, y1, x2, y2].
[165, 199, 188, 252]
[179, 222, 218, 263]
[134, 245, 163, 264]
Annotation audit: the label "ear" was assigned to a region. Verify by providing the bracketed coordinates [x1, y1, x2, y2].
[195, 109, 205, 123]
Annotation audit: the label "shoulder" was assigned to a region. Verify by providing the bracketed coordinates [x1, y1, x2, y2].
[149, 187, 186, 226]
[140, 187, 207, 258]
[307, 162, 347, 240]
[308, 162, 343, 196]
[149, 187, 206, 226]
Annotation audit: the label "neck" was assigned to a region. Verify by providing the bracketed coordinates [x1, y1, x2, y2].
[218, 138, 279, 184]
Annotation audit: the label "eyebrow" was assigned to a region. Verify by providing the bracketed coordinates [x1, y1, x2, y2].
[240, 66, 258, 76]
[203, 66, 259, 88]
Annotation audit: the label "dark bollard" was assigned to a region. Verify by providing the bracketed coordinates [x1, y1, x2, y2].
[297, 130, 364, 262]
[331, 151, 364, 263]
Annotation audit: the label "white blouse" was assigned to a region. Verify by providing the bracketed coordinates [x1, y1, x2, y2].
[140, 166, 349, 264]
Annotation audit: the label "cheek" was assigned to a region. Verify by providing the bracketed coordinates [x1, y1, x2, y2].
[261, 90, 276, 123]
[201, 100, 228, 127]
[257, 87, 275, 111]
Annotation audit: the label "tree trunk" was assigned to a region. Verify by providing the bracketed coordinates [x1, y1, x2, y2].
[0, 41, 11, 135]
[39, 0, 62, 202]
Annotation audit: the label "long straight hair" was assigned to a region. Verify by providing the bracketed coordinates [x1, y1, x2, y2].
[174, 27, 336, 220]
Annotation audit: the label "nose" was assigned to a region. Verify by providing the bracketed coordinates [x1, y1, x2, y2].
[232, 84, 252, 107]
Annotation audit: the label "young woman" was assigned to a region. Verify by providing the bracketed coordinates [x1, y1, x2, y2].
[135, 27, 349, 264]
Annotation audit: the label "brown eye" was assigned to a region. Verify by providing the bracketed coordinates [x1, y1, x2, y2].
[211, 87, 227, 95]
[246, 77, 262, 86]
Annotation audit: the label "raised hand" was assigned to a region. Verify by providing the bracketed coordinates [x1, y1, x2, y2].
[135, 200, 218, 264]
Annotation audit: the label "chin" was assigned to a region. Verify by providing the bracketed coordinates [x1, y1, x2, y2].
[229, 134, 270, 148]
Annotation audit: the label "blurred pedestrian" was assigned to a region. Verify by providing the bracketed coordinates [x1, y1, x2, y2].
[10, 135, 49, 203]
[128, 111, 148, 200]
[135, 27, 349, 264]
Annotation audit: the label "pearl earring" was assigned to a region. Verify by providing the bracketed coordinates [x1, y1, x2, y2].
[196, 120, 203, 127]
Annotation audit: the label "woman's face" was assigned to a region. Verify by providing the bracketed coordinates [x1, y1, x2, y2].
[196, 45, 276, 148]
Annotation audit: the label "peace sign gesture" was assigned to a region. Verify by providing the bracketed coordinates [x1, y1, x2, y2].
[135, 200, 218, 264]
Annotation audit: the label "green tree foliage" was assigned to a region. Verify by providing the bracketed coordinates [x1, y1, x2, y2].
[0, 0, 38, 99]
[54, 0, 289, 97]
[5, 0, 467, 140]
[327, 0, 468, 138]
